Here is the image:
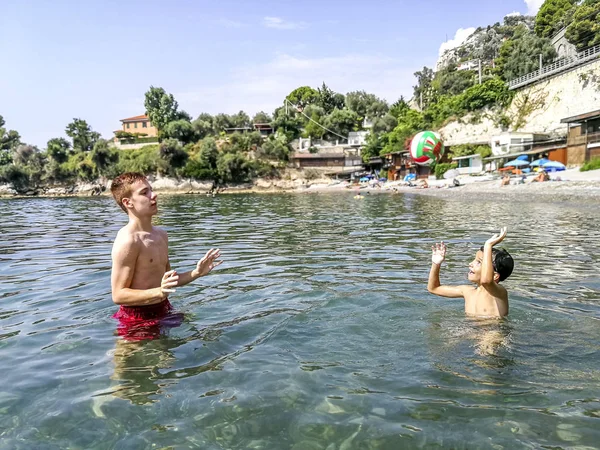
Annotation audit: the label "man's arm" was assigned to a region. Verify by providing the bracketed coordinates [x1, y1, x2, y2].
[111, 236, 176, 306]
[174, 248, 223, 287]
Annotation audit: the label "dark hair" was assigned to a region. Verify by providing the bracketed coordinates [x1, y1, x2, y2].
[480, 246, 514, 282]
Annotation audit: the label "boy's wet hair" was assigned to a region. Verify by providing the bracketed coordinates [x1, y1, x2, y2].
[111, 172, 147, 213]
[480, 246, 514, 282]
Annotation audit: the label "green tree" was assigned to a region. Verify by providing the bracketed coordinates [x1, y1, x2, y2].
[257, 136, 291, 161]
[144, 86, 181, 133]
[370, 113, 398, 134]
[65, 118, 100, 152]
[216, 152, 252, 182]
[199, 137, 219, 170]
[535, 0, 577, 38]
[498, 31, 557, 80]
[213, 113, 235, 133]
[91, 139, 118, 176]
[272, 106, 303, 142]
[303, 112, 326, 139]
[231, 111, 251, 128]
[252, 111, 272, 124]
[163, 119, 196, 143]
[286, 86, 319, 109]
[413, 66, 436, 109]
[192, 113, 215, 139]
[46, 137, 71, 163]
[0, 115, 22, 154]
[322, 108, 358, 140]
[317, 82, 345, 114]
[345, 91, 389, 120]
[432, 65, 477, 96]
[382, 109, 426, 154]
[159, 138, 188, 173]
[566, 1, 600, 51]
[389, 96, 410, 118]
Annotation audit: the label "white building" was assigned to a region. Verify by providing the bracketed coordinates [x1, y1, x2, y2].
[490, 132, 549, 156]
[451, 154, 483, 175]
[348, 131, 369, 146]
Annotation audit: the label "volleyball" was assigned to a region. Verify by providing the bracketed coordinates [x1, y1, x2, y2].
[410, 131, 444, 165]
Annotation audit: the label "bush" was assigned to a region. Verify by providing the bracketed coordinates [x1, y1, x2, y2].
[0, 164, 30, 192]
[116, 145, 162, 174]
[434, 162, 458, 179]
[581, 157, 600, 172]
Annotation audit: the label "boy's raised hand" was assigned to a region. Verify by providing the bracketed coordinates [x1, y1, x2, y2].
[431, 242, 447, 265]
[195, 248, 223, 278]
[485, 227, 507, 247]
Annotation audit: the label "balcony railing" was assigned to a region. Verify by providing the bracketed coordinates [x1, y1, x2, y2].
[568, 131, 600, 146]
[508, 44, 600, 90]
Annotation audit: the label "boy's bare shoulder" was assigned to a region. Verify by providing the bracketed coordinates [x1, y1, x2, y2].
[112, 225, 141, 254]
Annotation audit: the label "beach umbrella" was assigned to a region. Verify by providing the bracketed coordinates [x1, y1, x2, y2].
[542, 161, 566, 171]
[503, 159, 530, 167]
[516, 155, 529, 161]
[530, 158, 550, 167]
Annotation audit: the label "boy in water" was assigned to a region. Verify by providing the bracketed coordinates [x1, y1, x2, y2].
[427, 228, 513, 318]
[110, 172, 222, 337]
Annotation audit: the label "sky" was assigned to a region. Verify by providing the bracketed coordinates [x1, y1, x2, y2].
[0, 0, 545, 147]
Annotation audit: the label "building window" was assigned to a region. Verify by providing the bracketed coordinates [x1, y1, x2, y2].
[142, 122, 147, 128]
[134, 122, 138, 129]
[126, 123, 130, 129]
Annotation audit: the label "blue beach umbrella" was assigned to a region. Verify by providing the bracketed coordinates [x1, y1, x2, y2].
[542, 160, 566, 171]
[516, 155, 529, 161]
[530, 158, 550, 167]
[503, 159, 530, 167]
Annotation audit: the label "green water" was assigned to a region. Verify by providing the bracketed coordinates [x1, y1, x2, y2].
[1, 193, 599, 449]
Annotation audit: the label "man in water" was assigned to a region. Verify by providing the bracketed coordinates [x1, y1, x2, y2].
[110, 172, 222, 338]
[427, 228, 513, 318]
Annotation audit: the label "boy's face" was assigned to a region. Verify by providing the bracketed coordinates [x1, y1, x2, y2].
[123, 179, 157, 216]
[468, 250, 484, 283]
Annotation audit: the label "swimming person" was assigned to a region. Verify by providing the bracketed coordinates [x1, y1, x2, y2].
[110, 172, 222, 338]
[427, 227, 514, 318]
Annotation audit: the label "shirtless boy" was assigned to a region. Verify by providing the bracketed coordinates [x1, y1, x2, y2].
[110, 172, 222, 328]
[427, 227, 514, 318]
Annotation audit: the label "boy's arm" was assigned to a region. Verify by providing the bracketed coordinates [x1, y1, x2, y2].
[480, 228, 507, 297]
[427, 261, 467, 298]
[111, 236, 177, 306]
[175, 248, 223, 287]
[427, 242, 466, 298]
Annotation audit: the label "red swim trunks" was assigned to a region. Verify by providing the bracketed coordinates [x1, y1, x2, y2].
[113, 300, 183, 341]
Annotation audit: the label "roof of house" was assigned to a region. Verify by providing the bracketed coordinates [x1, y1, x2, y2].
[561, 110, 600, 123]
[121, 114, 150, 123]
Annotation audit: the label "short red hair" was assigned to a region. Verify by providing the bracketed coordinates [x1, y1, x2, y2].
[110, 172, 147, 213]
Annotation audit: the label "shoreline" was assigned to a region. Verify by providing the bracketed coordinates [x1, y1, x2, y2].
[2, 168, 600, 203]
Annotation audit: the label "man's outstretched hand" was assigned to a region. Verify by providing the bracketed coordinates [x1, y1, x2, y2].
[431, 242, 447, 266]
[195, 248, 223, 278]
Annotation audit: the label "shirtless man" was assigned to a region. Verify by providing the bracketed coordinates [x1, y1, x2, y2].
[427, 228, 514, 318]
[109, 172, 222, 331]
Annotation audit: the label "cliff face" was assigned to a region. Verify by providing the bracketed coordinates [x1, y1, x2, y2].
[440, 59, 600, 146]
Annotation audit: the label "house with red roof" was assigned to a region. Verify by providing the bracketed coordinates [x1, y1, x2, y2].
[117, 114, 158, 137]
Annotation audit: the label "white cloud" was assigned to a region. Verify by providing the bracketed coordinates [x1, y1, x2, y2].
[524, 0, 544, 15]
[438, 27, 476, 57]
[506, 11, 522, 17]
[263, 16, 308, 30]
[176, 53, 417, 118]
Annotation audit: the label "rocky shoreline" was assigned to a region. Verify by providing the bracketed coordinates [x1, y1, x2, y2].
[2, 169, 600, 204]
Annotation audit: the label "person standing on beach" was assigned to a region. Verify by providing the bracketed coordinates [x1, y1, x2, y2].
[427, 228, 514, 318]
[109, 172, 222, 339]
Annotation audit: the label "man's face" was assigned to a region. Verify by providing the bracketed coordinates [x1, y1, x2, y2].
[124, 179, 157, 216]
